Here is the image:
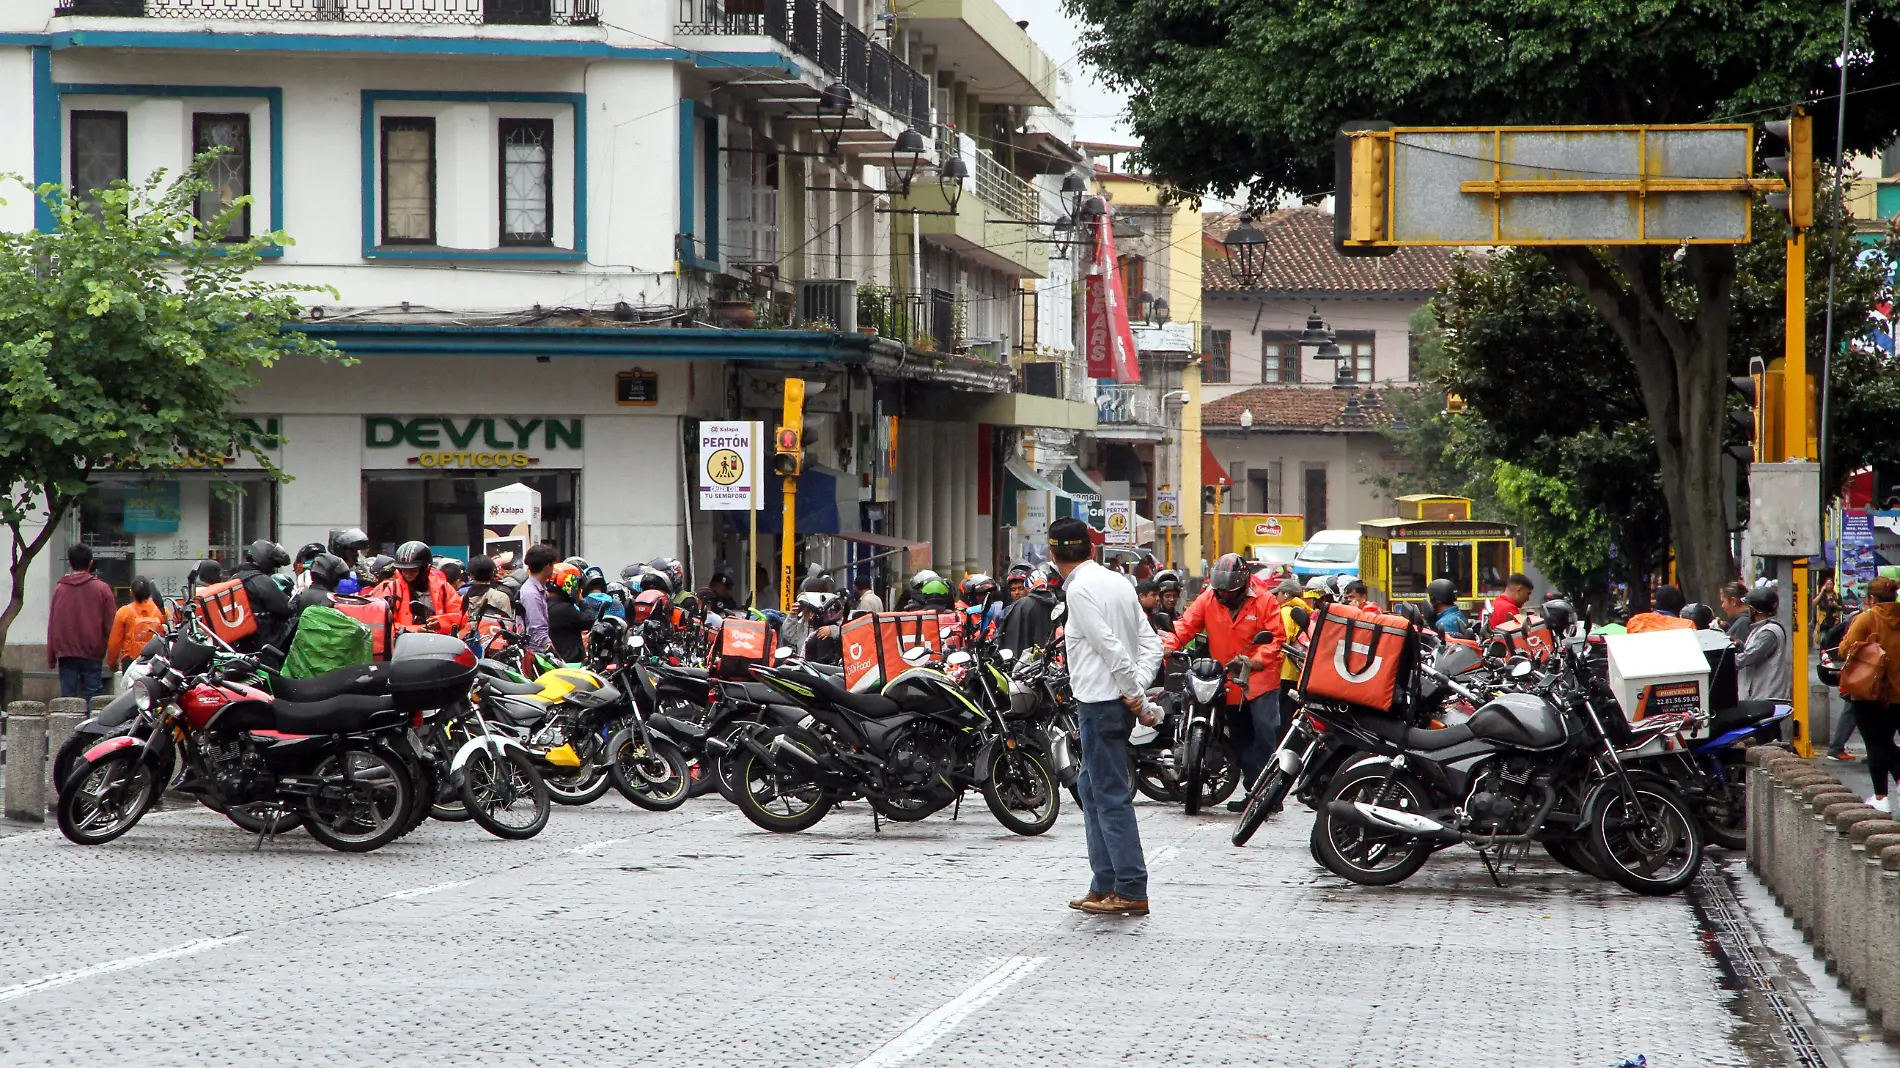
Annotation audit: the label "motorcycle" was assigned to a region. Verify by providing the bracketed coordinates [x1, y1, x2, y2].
[1624, 698, 1790, 851]
[1307, 643, 1707, 896]
[1174, 652, 1246, 815]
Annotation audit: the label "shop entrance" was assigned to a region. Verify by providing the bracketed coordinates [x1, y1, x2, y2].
[364, 472, 578, 560]
[78, 474, 278, 603]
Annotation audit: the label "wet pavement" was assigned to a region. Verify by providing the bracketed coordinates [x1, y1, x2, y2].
[0, 790, 1891, 1067]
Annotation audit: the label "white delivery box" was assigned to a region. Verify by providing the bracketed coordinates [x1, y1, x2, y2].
[1603, 630, 1711, 731]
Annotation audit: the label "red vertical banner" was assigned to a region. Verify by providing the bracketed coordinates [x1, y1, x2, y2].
[1083, 212, 1141, 384]
[976, 423, 992, 516]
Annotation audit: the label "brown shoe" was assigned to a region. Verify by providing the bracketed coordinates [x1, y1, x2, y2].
[1078, 894, 1149, 917]
[1068, 891, 1106, 910]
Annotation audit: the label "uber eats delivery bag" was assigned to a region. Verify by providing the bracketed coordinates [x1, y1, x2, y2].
[283, 605, 375, 679]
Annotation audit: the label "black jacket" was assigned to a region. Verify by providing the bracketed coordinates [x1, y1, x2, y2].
[232, 566, 293, 653]
[802, 626, 843, 666]
[547, 593, 594, 664]
[998, 589, 1060, 658]
[291, 586, 335, 616]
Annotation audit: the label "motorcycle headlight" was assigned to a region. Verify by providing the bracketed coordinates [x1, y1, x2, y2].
[1188, 676, 1222, 704]
[134, 683, 154, 713]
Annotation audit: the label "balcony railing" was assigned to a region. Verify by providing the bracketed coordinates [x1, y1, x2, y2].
[678, 0, 927, 130]
[975, 148, 1038, 221]
[859, 287, 961, 354]
[1096, 383, 1161, 426]
[56, 0, 598, 22]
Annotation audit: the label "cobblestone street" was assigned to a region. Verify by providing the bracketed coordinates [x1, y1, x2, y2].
[0, 794, 1878, 1067]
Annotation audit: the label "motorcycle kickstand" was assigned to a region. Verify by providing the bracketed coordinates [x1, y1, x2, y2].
[1477, 846, 1504, 887]
[871, 803, 882, 834]
[952, 790, 962, 822]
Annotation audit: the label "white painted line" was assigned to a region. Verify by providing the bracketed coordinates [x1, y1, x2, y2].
[691, 812, 733, 823]
[0, 936, 247, 1005]
[1146, 844, 1181, 868]
[382, 881, 466, 900]
[842, 956, 1046, 1068]
[561, 838, 629, 856]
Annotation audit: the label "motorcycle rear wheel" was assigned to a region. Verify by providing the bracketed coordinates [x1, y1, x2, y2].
[732, 733, 833, 833]
[1311, 763, 1434, 886]
[982, 745, 1060, 836]
[458, 747, 551, 841]
[302, 747, 415, 853]
[57, 752, 157, 845]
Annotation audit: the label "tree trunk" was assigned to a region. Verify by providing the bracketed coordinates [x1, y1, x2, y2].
[1549, 246, 1738, 605]
[0, 493, 77, 655]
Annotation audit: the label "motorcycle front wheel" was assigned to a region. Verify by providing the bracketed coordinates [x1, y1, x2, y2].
[302, 747, 415, 853]
[1588, 779, 1704, 896]
[607, 730, 691, 811]
[458, 747, 551, 841]
[1231, 763, 1293, 847]
[981, 744, 1060, 836]
[545, 763, 614, 806]
[1182, 724, 1208, 815]
[57, 751, 158, 845]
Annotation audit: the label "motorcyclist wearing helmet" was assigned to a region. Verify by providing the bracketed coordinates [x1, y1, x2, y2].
[232, 540, 295, 654]
[1155, 569, 1183, 619]
[900, 569, 955, 611]
[291, 542, 326, 593]
[1162, 552, 1288, 801]
[1734, 584, 1792, 702]
[580, 565, 624, 622]
[459, 554, 516, 657]
[1625, 584, 1696, 634]
[327, 528, 369, 595]
[1426, 578, 1469, 638]
[542, 562, 594, 663]
[959, 574, 1004, 640]
[998, 564, 1062, 659]
[373, 541, 464, 636]
[791, 591, 845, 665]
[1005, 564, 1032, 603]
[291, 553, 350, 615]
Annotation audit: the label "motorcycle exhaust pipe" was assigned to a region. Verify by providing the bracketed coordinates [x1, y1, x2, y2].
[768, 735, 820, 767]
[1326, 799, 1462, 844]
[702, 734, 734, 756]
[739, 733, 780, 771]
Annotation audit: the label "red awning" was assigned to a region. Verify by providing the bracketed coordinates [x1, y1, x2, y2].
[1202, 439, 1231, 486]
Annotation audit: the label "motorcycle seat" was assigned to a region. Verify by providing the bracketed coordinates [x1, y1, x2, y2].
[482, 677, 545, 696]
[272, 694, 399, 735]
[269, 664, 391, 703]
[801, 670, 902, 718]
[718, 681, 780, 707]
[1402, 722, 1476, 751]
[1710, 700, 1787, 735]
[661, 666, 710, 681]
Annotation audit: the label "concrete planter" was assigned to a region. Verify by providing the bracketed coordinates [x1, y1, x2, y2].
[1749, 753, 1900, 1034]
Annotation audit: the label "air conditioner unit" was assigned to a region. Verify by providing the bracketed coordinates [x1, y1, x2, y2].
[795, 279, 858, 333]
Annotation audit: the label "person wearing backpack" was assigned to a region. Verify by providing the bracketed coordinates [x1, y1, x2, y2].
[107, 576, 167, 673]
[1840, 577, 1900, 813]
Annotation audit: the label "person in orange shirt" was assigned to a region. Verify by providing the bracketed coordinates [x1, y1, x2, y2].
[373, 541, 465, 636]
[1625, 584, 1697, 634]
[1163, 553, 1287, 806]
[107, 577, 168, 671]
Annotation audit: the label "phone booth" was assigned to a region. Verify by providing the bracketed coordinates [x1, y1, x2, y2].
[1358, 496, 1524, 610]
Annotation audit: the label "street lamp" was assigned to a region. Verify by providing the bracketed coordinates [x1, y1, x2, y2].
[889, 128, 926, 195]
[1221, 213, 1269, 289]
[1061, 171, 1088, 222]
[1297, 312, 1331, 346]
[1151, 297, 1170, 326]
[939, 153, 969, 213]
[1049, 214, 1074, 260]
[817, 81, 853, 156]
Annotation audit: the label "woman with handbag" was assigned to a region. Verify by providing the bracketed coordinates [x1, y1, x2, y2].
[1840, 577, 1900, 812]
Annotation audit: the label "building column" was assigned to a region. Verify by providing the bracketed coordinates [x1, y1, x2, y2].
[960, 424, 980, 576]
[932, 422, 955, 575]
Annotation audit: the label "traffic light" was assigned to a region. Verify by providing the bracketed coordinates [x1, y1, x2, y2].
[1334, 121, 1395, 257]
[1728, 367, 1761, 462]
[1764, 111, 1813, 230]
[773, 425, 802, 477]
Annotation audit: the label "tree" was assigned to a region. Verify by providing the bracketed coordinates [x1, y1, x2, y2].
[1067, 0, 1900, 600]
[0, 161, 337, 653]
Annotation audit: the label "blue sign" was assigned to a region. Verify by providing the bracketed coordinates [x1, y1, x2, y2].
[122, 481, 181, 534]
[1841, 510, 1877, 582]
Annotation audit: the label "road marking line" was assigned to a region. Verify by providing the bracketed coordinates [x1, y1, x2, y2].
[382, 881, 466, 900]
[0, 936, 247, 1005]
[842, 956, 1046, 1068]
[561, 838, 630, 856]
[692, 812, 733, 823]
[1146, 844, 1181, 868]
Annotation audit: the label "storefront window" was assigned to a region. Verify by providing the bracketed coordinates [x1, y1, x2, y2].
[1431, 541, 1475, 599]
[79, 474, 277, 603]
[1477, 540, 1513, 595]
[1390, 540, 1428, 597]
[364, 472, 579, 560]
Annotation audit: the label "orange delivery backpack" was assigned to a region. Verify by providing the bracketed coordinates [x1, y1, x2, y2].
[715, 616, 776, 679]
[841, 611, 947, 690]
[194, 580, 257, 644]
[331, 595, 394, 660]
[1298, 601, 1418, 713]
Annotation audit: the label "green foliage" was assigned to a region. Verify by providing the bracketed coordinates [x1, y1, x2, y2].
[0, 158, 339, 642]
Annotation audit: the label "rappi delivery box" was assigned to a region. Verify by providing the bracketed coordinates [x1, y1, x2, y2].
[1603, 629, 1710, 730]
[1298, 602, 1416, 713]
[715, 615, 776, 679]
[1491, 615, 1555, 661]
[841, 611, 947, 691]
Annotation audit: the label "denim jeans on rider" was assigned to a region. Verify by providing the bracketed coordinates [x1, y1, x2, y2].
[1235, 690, 1282, 788]
[1076, 699, 1147, 900]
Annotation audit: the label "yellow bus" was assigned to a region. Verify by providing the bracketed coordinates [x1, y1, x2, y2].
[1358, 495, 1526, 611]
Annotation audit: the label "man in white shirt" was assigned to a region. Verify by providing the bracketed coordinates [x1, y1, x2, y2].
[1051, 517, 1163, 917]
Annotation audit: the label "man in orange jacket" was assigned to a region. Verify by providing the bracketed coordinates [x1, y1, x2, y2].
[1163, 553, 1287, 807]
[1625, 583, 1696, 635]
[375, 540, 465, 636]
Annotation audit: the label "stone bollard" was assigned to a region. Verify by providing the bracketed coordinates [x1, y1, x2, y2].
[3, 701, 48, 822]
[89, 695, 113, 712]
[44, 698, 86, 807]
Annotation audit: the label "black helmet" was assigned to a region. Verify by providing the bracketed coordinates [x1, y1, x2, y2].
[366, 554, 396, 582]
[1744, 585, 1779, 615]
[565, 556, 589, 571]
[1209, 553, 1249, 594]
[1392, 601, 1425, 628]
[1427, 578, 1459, 607]
[306, 553, 350, 590]
[328, 527, 369, 555]
[1155, 569, 1183, 593]
[620, 563, 646, 584]
[294, 542, 326, 567]
[960, 573, 999, 606]
[636, 568, 672, 595]
[192, 558, 224, 586]
[1541, 598, 1576, 636]
[588, 613, 628, 652]
[394, 541, 432, 572]
[1681, 602, 1716, 630]
[245, 539, 289, 571]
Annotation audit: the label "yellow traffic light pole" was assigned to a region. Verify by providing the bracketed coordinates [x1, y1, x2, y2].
[1768, 111, 1815, 755]
[777, 378, 806, 614]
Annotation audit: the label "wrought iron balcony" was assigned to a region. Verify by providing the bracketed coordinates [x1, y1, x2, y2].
[54, 0, 598, 23]
[857, 286, 961, 354]
[1095, 383, 1162, 426]
[678, 0, 930, 132]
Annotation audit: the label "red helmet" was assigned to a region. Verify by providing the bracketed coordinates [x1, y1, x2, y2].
[632, 588, 671, 622]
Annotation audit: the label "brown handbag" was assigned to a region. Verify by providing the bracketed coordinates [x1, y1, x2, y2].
[1840, 616, 1890, 703]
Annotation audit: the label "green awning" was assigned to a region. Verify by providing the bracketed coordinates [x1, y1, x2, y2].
[1063, 462, 1103, 497]
[1006, 457, 1073, 498]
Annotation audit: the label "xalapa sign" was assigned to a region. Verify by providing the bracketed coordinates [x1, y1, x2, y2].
[364, 417, 584, 470]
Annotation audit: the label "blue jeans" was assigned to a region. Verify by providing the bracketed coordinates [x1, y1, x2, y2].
[1076, 699, 1147, 900]
[1232, 690, 1282, 788]
[57, 657, 104, 701]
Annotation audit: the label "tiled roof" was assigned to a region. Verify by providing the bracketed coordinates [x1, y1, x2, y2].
[1203, 208, 1457, 294]
[1203, 386, 1409, 430]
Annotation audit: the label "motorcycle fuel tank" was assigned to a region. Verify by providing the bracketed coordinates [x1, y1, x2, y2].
[1466, 692, 1568, 751]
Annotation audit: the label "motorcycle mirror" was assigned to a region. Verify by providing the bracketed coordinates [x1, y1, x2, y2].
[774, 646, 794, 660]
[998, 648, 1015, 662]
[1050, 603, 1066, 622]
[629, 634, 646, 649]
[1509, 658, 1535, 679]
[902, 645, 932, 664]
[1251, 630, 1274, 645]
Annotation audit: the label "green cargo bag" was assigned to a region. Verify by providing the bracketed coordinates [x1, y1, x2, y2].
[283, 604, 374, 678]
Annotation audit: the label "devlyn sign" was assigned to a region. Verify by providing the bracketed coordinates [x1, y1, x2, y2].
[364, 417, 584, 470]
